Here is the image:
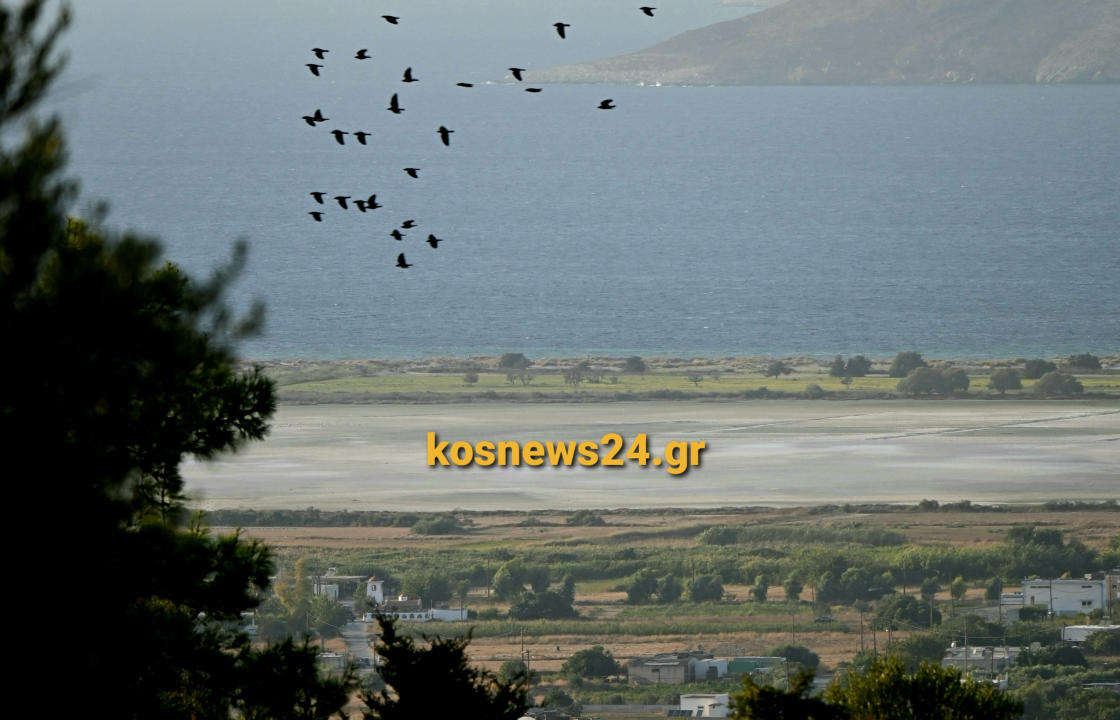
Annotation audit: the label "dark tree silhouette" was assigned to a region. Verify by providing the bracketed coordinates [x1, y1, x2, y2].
[361, 616, 528, 720]
[2, 3, 353, 715]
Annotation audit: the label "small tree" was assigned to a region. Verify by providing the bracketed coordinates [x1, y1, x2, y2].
[1023, 359, 1057, 379]
[783, 572, 804, 603]
[950, 576, 967, 615]
[898, 367, 950, 396]
[498, 353, 532, 370]
[508, 590, 577, 620]
[462, 371, 479, 385]
[766, 360, 793, 379]
[688, 574, 725, 602]
[988, 368, 1021, 395]
[1034, 371, 1084, 397]
[626, 568, 659, 604]
[828, 356, 847, 377]
[941, 368, 970, 393]
[1066, 353, 1101, 371]
[623, 356, 647, 373]
[889, 351, 927, 378]
[561, 646, 621, 679]
[657, 574, 683, 604]
[846, 355, 872, 377]
[687, 373, 704, 387]
[497, 659, 528, 686]
[984, 577, 1002, 603]
[750, 574, 770, 603]
[766, 644, 820, 671]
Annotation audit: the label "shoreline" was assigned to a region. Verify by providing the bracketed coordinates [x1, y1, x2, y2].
[241, 354, 1120, 404]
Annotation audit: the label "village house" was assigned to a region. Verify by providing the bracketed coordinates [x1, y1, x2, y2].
[1002, 575, 1113, 618]
[679, 693, 730, 718]
[629, 652, 716, 685]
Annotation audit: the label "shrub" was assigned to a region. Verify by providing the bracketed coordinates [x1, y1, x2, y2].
[1023, 359, 1057, 379]
[767, 644, 820, 670]
[623, 356, 647, 373]
[561, 646, 621, 679]
[1065, 353, 1101, 371]
[688, 574, 724, 602]
[1034, 371, 1083, 397]
[898, 367, 950, 396]
[889, 351, 927, 378]
[988, 369, 1022, 395]
[498, 353, 532, 370]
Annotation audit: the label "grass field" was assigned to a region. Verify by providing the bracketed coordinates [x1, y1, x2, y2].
[254, 355, 1120, 402]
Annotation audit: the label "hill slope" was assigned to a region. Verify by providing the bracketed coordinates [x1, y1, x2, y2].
[530, 0, 1120, 85]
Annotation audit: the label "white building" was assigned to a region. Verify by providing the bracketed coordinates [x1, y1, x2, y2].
[1018, 578, 1111, 616]
[680, 693, 729, 718]
[362, 607, 468, 623]
[366, 576, 386, 604]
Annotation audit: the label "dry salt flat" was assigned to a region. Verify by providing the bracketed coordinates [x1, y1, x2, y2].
[183, 400, 1120, 511]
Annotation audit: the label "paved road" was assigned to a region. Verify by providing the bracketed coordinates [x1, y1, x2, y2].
[339, 602, 376, 674]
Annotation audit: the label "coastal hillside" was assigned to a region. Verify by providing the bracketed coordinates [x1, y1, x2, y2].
[530, 0, 1120, 85]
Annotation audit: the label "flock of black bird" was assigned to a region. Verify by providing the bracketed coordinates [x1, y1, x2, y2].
[303, 9, 655, 269]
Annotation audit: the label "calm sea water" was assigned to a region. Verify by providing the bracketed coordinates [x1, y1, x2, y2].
[59, 5, 1120, 360]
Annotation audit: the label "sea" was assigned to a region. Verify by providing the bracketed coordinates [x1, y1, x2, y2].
[54, 1, 1120, 360]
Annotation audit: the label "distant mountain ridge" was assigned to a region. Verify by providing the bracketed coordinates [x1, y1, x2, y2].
[530, 0, 1120, 85]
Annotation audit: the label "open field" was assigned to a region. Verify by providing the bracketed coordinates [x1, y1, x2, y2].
[229, 508, 1120, 673]
[253, 355, 1120, 403]
[184, 399, 1119, 511]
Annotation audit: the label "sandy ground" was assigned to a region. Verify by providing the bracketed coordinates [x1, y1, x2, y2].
[183, 400, 1119, 510]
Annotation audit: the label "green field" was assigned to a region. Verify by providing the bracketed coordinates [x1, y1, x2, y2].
[271, 367, 1120, 402]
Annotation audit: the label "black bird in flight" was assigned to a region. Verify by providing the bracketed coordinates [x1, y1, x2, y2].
[311, 48, 328, 59]
[401, 219, 416, 229]
[456, 82, 474, 87]
[403, 168, 419, 178]
[365, 194, 383, 209]
[525, 88, 542, 93]
[334, 195, 351, 209]
[426, 234, 443, 248]
[402, 67, 417, 83]
[390, 229, 405, 241]
[598, 98, 615, 109]
[354, 131, 371, 144]
[437, 126, 454, 146]
[306, 63, 323, 76]
[310, 191, 326, 204]
[330, 129, 349, 144]
[509, 67, 525, 81]
[388, 93, 404, 114]
[355, 49, 371, 59]
[383, 15, 400, 24]
[396, 253, 412, 268]
[553, 22, 570, 38]
[355, 200, 368, 212]
[640, 7, 655, 17]
[309, 211, 324, 222]
[304, 108, 327, 125]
